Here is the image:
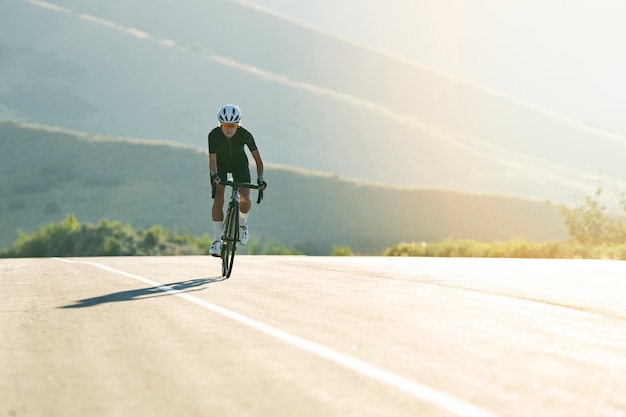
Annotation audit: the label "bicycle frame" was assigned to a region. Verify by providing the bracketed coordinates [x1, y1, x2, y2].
[218, 180, 263, 278]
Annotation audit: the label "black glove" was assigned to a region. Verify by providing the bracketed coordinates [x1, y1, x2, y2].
[257, 177, 267, 190]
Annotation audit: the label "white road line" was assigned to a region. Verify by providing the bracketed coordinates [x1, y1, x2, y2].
[54, 258, 500, 417]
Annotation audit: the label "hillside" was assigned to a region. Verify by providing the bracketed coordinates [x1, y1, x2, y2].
[0, 121, 567, 255]
[2, 0, 626, 204]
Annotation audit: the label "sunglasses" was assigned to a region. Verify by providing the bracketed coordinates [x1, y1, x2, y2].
[221, 123, 238, 129]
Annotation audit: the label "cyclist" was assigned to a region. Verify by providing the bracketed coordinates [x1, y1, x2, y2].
[208, 104, 267, 257]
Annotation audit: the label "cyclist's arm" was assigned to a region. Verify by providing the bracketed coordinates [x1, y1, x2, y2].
[209, 153, 220, 185]
[208, 153, 217, 175]
[251, 149, 264, 179]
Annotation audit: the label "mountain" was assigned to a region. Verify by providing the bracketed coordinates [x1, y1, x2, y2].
[2, 0, 626, 205]
[0, 120, 567, 255]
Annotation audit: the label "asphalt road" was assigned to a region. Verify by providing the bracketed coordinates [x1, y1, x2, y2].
[2, 256, 626, 417]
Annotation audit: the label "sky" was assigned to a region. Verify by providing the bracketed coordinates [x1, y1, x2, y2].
[239, 0, 626, 136]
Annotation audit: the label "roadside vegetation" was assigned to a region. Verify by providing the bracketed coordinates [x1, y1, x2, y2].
[2, 184, 626, 259]
[383, 239, 626, 260]
[0, 214, 301, 257]
[384, 184, 626, 260]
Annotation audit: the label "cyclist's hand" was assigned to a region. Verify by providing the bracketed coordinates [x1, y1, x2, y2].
[211, 173, 221, 186]
[257, 177, 267, 190]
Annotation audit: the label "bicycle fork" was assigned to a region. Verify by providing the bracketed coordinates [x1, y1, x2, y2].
[222, 191, 240, 246]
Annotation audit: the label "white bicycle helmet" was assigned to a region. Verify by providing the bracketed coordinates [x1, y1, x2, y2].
[217, 104, 242, 123]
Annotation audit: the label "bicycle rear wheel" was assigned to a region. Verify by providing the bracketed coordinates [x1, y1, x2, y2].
[221, 205, 238, 278]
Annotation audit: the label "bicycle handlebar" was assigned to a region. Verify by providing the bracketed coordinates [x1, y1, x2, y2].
[212, 180, 264, 204]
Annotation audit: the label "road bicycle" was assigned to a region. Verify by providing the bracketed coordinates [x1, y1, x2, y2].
[214, 180, 263, 278]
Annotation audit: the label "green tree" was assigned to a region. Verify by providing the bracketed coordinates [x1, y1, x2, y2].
[561, 186, 626, 244]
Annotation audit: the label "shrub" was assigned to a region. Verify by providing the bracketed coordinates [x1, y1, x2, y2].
[561, 184, 626, 245]
[245, 239, 303, 255]
[331, 245, 353, 256]
[0, 214, 301, 257]
[382, 239, 626, 260]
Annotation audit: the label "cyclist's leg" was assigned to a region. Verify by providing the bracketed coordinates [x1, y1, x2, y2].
[212, 184, 225, 221]
[232, 164, 252, 245]
[212, 166, 229, 220]
[232, 164, 252, 215]
[211, 167, 228, 245]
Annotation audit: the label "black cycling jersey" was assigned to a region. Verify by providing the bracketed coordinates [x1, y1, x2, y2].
[208, 126, 258, 171]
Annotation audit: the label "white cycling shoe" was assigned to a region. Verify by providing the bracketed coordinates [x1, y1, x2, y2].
[239, 225, 249, 245]
[209, 240, 222, 257]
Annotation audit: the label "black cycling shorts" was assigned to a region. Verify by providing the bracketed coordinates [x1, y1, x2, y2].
[217, 162, 251, 184]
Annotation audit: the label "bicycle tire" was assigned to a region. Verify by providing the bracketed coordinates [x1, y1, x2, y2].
[221, 203, 238, 278]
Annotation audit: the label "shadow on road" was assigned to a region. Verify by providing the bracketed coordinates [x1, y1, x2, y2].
[59, 277, 225, 309]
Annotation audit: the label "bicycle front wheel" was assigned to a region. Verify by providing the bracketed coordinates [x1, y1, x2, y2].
[221, 205, 238, 278]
